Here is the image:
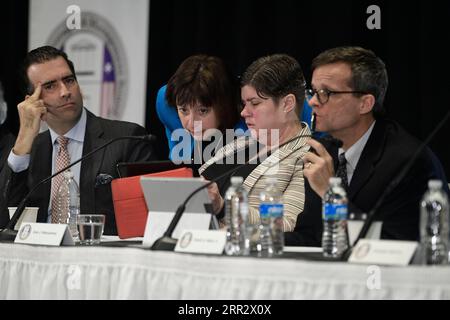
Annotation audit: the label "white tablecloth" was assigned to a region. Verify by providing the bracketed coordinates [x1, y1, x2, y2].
[0, 242, 449, 299]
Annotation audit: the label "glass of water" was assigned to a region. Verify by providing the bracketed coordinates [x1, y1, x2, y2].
[76, 214, 105, 245]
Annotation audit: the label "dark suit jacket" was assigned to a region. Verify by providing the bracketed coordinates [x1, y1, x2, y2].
[0, 109, 155, 235]
[285, 118, 449, 246]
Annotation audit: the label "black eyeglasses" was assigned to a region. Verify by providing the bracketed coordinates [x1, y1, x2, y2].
[305, 88, 368, 104]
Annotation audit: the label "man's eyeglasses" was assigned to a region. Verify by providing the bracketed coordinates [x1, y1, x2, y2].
[305, 88, 368, 104]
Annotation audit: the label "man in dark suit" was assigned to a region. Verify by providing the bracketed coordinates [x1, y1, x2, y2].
[0, 46, 154, 235]
[285, 46, 449, 246]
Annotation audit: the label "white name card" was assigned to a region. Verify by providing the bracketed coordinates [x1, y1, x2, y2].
[143, 211, 212, 247]
[175, 229, 226, 254]
[14, 222, 75, 246]
[348, 239, 418, 266]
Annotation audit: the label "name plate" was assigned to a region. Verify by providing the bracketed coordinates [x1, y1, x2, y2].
[143, 211, 212, 247]
[175, 229, 226, 254]
[14, 223, 74, 246]
[348, 239, 418, 266]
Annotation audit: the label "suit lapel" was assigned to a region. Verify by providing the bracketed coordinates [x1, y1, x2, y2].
[348, 120, 386, 199]
[80, 111, 107, 210]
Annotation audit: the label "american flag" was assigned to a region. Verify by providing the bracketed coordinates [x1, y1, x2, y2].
[100, 46, 115, 118]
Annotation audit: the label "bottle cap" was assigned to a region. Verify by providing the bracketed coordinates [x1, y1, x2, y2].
[428, 179, 443, 189]
[230, 176, 243, 185]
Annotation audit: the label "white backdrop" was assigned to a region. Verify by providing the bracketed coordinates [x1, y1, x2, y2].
[29, 0, 150, 126]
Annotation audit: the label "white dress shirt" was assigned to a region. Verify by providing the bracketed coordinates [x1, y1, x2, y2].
[338, 121, 376, 184]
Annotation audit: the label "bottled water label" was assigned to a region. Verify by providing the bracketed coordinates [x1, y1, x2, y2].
[260, 204, 283, 218]
[323, 204, 347, 220]
[322, 178, 348, 258]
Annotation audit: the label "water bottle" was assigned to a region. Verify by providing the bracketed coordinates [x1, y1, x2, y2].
[259, 177, 283, 256]
[260, 177, 284, 255]
[237, 182, 250, 256]
[322, 177, 348, 258]
[420, 180, 449, 265]
[224, 176, 249, 255]
[54, 171, 80, 238]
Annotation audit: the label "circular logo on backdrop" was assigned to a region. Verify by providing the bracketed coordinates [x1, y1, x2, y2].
[47, 11, 128, 120]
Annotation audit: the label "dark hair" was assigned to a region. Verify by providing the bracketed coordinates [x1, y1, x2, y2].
[165, 55, 239, 132]
[311, 46, 388, 118]
[240, 54, 306, 116]
[21, 46, 77, 95]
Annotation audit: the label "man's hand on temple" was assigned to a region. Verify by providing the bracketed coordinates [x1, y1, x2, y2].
[13, 84, 47, 156]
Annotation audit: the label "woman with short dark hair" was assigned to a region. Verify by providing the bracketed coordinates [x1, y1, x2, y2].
[158, 55, 246, 163]
[200, 54, 311, 231]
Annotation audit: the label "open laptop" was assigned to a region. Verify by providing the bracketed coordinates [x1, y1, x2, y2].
[139, 177, 218, 246]
[140, 177, 214, 214]
[116, 160, 200, 178]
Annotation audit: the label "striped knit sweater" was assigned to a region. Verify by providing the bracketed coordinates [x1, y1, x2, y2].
[199, 124, 311, 231]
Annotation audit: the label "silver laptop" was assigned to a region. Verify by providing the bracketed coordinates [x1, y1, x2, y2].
[139, 177, 219, 230]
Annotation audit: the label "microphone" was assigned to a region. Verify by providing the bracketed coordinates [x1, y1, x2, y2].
[342, 110, 450, 261]
[0, 134, 156, 241]
[151, 132, 312, 251]
[311, 113, 316, 133]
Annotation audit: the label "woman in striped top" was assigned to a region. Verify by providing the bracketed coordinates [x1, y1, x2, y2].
[200, 54, 311, 231]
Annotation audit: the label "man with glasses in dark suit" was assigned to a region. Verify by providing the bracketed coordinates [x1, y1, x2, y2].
[286, 46, 449, 246]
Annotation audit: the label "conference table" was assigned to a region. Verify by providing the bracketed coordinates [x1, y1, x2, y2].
[0, 239, 449, 300]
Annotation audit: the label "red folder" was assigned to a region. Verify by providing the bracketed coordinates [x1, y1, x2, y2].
[112, 167, 193, 239]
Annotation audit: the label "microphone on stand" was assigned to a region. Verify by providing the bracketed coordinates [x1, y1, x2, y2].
[151, 133, 312, 251]
[342, 110, 450, 261]
[0, 134, 156, 242]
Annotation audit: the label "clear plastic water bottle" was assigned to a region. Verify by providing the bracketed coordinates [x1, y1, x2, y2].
[224, 176, 249, 256]
[54, 171, 80, 238]
[420, 180, 449, 265]
[322, 177, 348, 258]
[238, 183, 250, 256]
[259, 177, 283, 256]
[256, 222, 273, 257]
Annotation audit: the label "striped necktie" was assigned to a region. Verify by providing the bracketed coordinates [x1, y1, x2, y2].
[51, 136, 71, 223]
[335, 152, 348, 189]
